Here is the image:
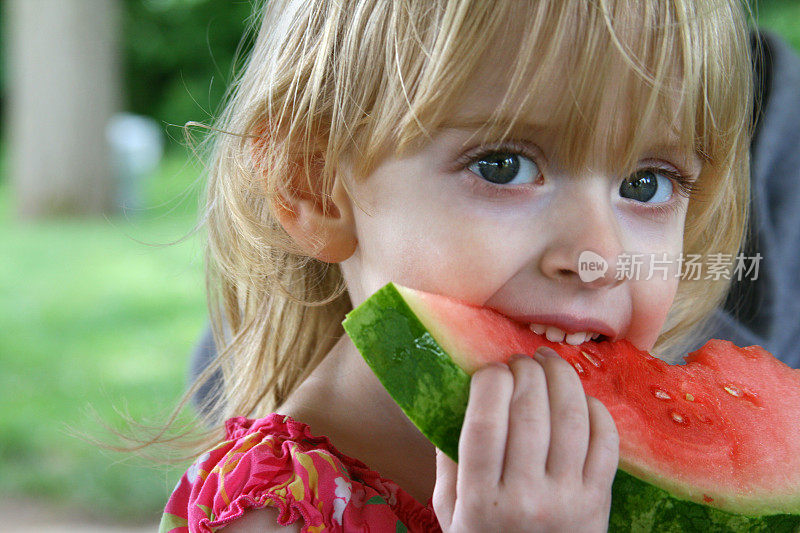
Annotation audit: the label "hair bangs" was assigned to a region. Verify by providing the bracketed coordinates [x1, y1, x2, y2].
[465, 1, 705, 178]
[343, 0, 518, 178]
[351, 0, 749, 189]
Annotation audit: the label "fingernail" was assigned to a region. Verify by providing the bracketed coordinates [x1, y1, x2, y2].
[534, 347, 558, 362]
[509, 353, 527, 362]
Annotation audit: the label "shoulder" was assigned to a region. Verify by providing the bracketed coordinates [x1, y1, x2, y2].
[224, 506, 302, 533]
[160, 414, 434, 533]
[161, 414, 352, 532]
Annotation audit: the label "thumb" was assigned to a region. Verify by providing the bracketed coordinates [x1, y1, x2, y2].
[432, 448, 456, 528]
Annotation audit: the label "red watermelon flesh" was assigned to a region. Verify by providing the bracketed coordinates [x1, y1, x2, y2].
[396, 284, 800, 517]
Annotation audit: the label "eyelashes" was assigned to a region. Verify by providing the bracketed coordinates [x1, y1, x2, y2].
[639, 163, 698, 200]
[455, 140, 540, 176]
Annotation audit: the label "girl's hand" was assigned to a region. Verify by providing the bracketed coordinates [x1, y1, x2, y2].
[432, 346, 619, 533]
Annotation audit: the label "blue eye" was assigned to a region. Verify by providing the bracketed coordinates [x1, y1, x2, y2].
[468, 152, 541, 186]
[619, 169, 674, 203]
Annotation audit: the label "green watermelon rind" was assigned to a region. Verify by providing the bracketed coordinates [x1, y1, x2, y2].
[342, 282, 800, 533]
[342, 282, 471, 461]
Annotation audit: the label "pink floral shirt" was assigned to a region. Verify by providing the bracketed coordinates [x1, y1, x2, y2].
[159, 413, 441, 532]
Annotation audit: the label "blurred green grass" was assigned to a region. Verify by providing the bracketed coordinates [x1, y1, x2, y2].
[0, 147, 208, 523]
[0, 0, 797, 526]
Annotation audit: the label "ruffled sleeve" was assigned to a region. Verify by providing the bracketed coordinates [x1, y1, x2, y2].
[159, 413, 441, 532]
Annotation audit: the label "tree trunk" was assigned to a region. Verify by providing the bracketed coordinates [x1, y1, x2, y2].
[5, 0, 121, 219]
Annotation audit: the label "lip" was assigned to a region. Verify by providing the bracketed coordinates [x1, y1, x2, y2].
[498, 312, 618, 341]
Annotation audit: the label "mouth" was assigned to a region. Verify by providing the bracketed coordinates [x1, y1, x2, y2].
[490, 309, 618, 345]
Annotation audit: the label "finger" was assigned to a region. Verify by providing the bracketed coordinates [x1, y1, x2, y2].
[459, 363, 513, 488]
[536, 347, 591, 479]
[503, 355, 549, 482]
[583, 396, 620, 487]
[433, 448, 457, 527]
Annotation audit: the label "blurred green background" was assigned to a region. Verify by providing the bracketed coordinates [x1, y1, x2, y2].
[0, 0, 798, 527]
[0, 0, 254, 525]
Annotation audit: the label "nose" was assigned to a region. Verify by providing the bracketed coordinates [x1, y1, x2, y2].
[538, 183, 625, 290]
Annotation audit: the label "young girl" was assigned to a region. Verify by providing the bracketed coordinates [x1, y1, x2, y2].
[159, 0, 753, 531]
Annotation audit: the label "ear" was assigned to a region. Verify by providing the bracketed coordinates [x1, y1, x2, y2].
[270, 163, 358, 264]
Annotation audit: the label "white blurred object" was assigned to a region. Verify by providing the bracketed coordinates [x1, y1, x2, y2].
[106, 113, 164, 212]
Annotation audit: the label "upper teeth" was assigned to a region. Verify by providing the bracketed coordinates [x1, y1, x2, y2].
[529, 323, 601, 345]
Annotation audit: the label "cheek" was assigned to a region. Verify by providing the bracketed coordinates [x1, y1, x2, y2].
[627, 275, 680, 351]
[350, 196, 519, 305]
[616, 210, 686, 350]
[617, 195, 688, 253]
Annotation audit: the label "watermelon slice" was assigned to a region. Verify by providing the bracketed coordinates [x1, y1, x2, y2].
[342, 282, 800, 532]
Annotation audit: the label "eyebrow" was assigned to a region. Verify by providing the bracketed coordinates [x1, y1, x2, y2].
[439, 115, 551, 137]
[641, 144, 704, 175]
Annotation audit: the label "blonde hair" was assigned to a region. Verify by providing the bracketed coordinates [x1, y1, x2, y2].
[167, 0, 753, 453]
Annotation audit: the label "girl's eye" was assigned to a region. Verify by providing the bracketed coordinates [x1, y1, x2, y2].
[619, 169, 673, 203]
[467, 152, 540, 186]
